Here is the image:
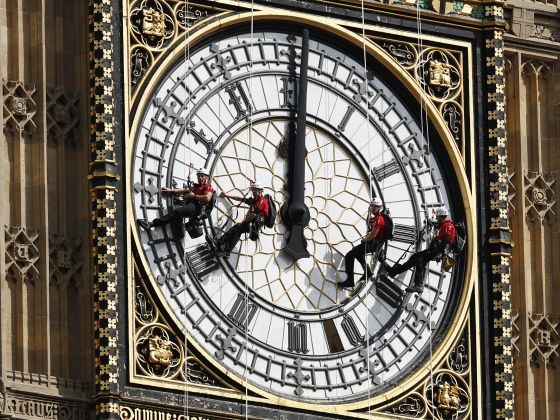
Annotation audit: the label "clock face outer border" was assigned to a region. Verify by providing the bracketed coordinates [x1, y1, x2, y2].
[127, 11, 476, 410]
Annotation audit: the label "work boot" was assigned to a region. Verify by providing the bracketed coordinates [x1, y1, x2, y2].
[337, 278, 355, 289]
[384, 263, 400, 278]
[137, 219, 152, 230]
[406, 282, 424, 293]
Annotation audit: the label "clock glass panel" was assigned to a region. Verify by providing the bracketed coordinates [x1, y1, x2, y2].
[132, 25, 463, 402]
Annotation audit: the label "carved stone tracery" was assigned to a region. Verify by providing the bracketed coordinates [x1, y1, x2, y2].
[524, 171, 556, 223]
[529, 312, 559, 368]
[46, 87, 80, 145]
[511, 308, 521, 358]
[4, 225, 40, 283]
[2, 78, 37, 135]
[49, 235, 83, 288]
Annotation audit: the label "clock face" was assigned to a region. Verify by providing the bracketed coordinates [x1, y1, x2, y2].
[132, 25, 464, 403]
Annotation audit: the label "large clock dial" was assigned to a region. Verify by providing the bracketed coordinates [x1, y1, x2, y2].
[132, 25, 466, 403]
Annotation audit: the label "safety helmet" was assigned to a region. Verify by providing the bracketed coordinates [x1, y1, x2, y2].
[196, 168, 209, 177]
[250, 181, 264, 190]
[435, 206, 448, 217]
[370, 197, 383, 207]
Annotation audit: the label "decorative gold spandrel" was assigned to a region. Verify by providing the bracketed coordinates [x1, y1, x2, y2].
[369, 35, 466, 156]
[127, 0, 221, 92]
[375, 321, 472, 418]
[132, 265, 228, 388]
[417, 49, 461, 102]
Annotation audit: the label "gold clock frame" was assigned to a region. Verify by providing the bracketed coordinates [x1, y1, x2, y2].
[124, 5, 479, 418]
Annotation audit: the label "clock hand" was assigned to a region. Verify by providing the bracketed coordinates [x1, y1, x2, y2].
[283, 28, 310, 260]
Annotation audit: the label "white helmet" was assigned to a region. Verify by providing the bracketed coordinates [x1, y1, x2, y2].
[370, 197, 383, 207]
[435, 206, 448, 217]
[196, 168, 209, 177]
[250, 181, 264, 190]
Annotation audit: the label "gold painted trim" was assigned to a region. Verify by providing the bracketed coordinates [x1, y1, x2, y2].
[126, 9, 478, 414]
[216, 0, 504, 31]
[87, 172, 121, 180]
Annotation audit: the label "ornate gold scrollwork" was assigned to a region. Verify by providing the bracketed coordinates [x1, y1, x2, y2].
[130, 0, 174, 50]
[417, 48, 461, 102]
[136, 324, 182, 378]
[381, 392, 427, 417]
[142, 7, 167, 39]
[132, 269, 223, 387]
[148, 335, 174, 367]
[435, 381, 461, 413]
[425, 371, 470, 419]
[379, 40, 418, 69]
[428, 60, 452, 88]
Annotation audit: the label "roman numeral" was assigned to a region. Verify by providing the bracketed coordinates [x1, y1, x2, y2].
[288, 321, 309, 354]
[185, 245, 219, 280]
[329, 57, 341, 81]
[376, 274, 404, 308]
[315, 50, 326, 75]
[337, 106, 355, 133]
[371, 159, 400, 182]
[393, 223, 417, 243]
[341, 315, 364, 347]
[225, 81, 252, 120]
[186, 121, 215, 155]
[227, 293, 257, 330]
[280, 76, 295, 108]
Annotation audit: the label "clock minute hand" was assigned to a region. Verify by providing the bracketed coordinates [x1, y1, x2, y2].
[284, 28, 310, 260]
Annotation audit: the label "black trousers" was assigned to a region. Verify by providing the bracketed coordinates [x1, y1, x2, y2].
[344, 240, 382, 281]
[216, 222, 251, 253]
[152, 202, 199, 239]
[391, 245, 441, 285]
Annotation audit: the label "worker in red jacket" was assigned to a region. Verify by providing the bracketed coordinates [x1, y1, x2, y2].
[384, 206, 456, 293]
[214, 181, 270, 258]
[338, 197, 386, 289]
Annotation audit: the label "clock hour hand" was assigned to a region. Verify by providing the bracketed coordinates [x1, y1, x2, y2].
[282, 29, 310, 260]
